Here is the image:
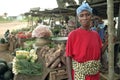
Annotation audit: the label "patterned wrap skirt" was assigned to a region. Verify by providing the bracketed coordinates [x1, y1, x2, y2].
[72, 60, 100, 80]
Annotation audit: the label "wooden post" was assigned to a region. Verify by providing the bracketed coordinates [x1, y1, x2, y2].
[49, 71, 57, 80]
[117, 4, 120, 41]
[107, 0, 115, 80]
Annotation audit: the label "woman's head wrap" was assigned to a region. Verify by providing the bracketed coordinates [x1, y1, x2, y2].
[76, 2, 92, 15]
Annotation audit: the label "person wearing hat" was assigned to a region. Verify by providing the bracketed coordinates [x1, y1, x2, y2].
[65, 2, 108, 80]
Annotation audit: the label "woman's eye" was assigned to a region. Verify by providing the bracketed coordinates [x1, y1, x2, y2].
[79, 13, 90, 17]
[86, 13, 90, 16]
[79, 14, 83, 17]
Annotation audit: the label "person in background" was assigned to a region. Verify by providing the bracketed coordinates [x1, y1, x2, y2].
[90, 20, 96, 31]
[91, 17, 108, 72]
[93, 16, 105, 42]
[65, 2, 108, 80]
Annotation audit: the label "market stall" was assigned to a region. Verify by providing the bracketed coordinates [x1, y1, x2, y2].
[11, 19, 71, 80]
[1, 0, 119, 80]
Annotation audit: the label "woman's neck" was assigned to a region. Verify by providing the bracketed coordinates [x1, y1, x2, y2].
[81, 26, 91, 31]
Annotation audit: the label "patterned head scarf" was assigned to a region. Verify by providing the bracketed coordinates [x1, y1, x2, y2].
[76, 2, 92, 15]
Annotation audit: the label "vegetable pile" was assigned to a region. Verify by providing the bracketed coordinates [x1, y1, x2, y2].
[12, 49, 42, 75]
[37, 43, 66, 69]
[16, 32, 32, 39]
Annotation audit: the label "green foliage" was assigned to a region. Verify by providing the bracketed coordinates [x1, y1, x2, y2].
[52, 28, 60, 36]
[0, 17, 11, 23]
[15, 59, 42, 75]
[17, 47, 32, 52]
[25, 40, 35, 46]
[47, 42, 56, 48]
[0, 17, 7, 21]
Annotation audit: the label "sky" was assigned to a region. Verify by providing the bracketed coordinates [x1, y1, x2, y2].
[0, 0, 58, 16]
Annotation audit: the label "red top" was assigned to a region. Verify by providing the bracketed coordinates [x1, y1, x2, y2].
[66, 28, 102, 80]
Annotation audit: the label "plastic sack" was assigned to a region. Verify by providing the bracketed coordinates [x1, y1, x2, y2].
[32, 24, 52, 38]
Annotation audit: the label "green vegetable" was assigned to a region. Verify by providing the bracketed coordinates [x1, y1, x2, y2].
[15, 59, 42, 75]
[47, 43, 56, 48]
[16, 55, 27, 60]
[25, 40, 35, 45]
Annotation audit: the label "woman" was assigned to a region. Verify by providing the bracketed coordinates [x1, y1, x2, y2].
[65, 2, 108, 80]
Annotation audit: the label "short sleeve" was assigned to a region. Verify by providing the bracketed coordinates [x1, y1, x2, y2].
[65, 32, 74, 57]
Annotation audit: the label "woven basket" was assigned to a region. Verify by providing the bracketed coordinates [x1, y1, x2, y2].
[35, 38, 51, 46]
[0, 43, 8, 51]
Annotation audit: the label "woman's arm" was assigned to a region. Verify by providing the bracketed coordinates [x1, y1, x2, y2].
[66, 56, 72, 80]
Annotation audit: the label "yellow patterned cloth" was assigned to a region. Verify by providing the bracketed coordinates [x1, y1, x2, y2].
[72, 60, 100, 80]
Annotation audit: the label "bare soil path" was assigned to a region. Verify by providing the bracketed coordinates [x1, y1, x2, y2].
[0, 21, 28, 37]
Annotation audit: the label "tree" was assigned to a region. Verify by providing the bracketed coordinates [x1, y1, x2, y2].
[4, 12, 8, 17]
[107, 0, 115, 80]
[56, 0, 76, 8]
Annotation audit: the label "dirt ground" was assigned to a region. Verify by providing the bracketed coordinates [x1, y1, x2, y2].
[0, 21, 28, 62]
[0, 21, 28, 37]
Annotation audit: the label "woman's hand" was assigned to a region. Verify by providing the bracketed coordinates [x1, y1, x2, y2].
[66, 57, 73, 80]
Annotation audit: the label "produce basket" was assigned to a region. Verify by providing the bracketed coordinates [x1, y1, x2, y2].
[0, 43, 8, 51]
[35, 38, 51, 47]
[52, 37, 68, 43]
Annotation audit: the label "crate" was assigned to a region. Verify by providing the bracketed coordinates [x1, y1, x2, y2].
[49, 69, 68, 80]
[0, 43, 8, 51]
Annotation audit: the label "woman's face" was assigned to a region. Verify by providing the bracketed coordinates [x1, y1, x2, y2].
[78, 10, 92, 28]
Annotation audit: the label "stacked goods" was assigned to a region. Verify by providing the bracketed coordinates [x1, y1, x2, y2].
[51, 25, 74, 37]
[58, 29, 70, 37]
[49, 69, 68, 80]
[38, 43, 66, 69]
[51, 25, 70, 37]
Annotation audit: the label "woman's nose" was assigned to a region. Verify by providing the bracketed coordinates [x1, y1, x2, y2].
[82, 15, 87, 19]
